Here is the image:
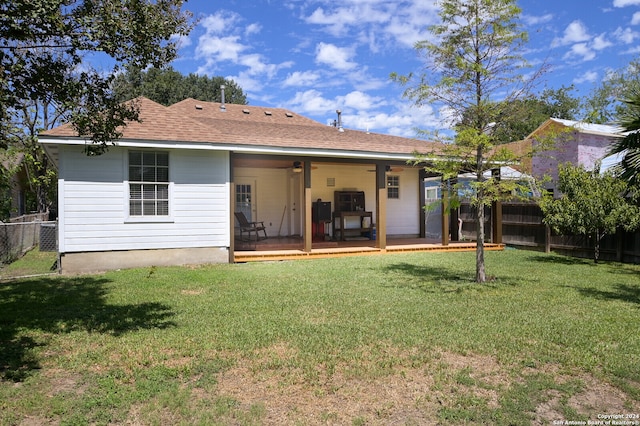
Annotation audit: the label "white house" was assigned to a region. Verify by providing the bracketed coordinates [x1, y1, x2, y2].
[39, 97, 449, 273]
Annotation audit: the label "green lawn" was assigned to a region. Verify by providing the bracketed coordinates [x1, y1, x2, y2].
[1, 249, 639, 425]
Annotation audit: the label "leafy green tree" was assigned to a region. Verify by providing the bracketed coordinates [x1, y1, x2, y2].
[1, 0, 192, 154]
[392, 0, 542, 282]
[8, 98, 62, 214]
[606, 91, 640, 185]
[460, 85, 581, 144]
[0, 151, 19, 220]
[539, 163, 640, 263]
[112, 66, 247, 106]
[583, 57, 640, 124]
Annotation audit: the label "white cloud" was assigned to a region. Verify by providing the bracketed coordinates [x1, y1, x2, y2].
[287, 89, 337, 117]
[623, 45, 640, 55]
[226, 72, 263, 93]
[283, 71, 322, 87]
[613, 27, 639, 44]
[339, 91, 385, 111]
[552, 20, 591, 47]
[195, 11, 291, 82]
[592, 34, 613, 50]
[522, 13, 553, 26]
[303, 1, 436, 50]
[199, 11, 239, 34]
[245, 23, 262, 36]
[614, 0, 640, 6]
[196, 35, 246, 63]
[171, 33, 192, 49]
[573, 70, 599, 84]
[315, 42, 358, 71]
[563, 43, 596, 61]
[633, 12, 640, 25]
[304, 3, 393, 37]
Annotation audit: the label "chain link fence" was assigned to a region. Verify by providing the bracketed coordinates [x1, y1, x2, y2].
[0, 215, 57, 265]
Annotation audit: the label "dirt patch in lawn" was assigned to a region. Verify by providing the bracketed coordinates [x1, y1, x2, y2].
[214, 345, 500, 425]
[212, 344, 640, 425]
[533, 374, 640, 425]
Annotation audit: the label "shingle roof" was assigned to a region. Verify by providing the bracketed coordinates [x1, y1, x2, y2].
[41, 97, 219, 143]
[40, 97, 441, 157]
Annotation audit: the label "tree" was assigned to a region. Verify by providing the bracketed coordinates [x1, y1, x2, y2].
[539, 163, 640, 263]
[112, 66, 247, 106]
[392, 0, 543, 282]
[605, 91, 640, 186]
[8, 98, 63, 214]
[459, 85, 581, 144]
[583, 57, 640, 124]
[1, 0, 192, 154]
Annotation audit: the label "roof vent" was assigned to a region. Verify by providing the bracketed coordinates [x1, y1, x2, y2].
[195, 104, 203, 110]
[220, 84, 226, 112]
[264, 111, 272, 116]
[336, 110, 344, 132]
[285, 112, 293, 118]
[243, 109, 250, 114]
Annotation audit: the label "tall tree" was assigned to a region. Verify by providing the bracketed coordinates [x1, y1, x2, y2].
[0, 0, 192, 154]
[392, 0, 543, 282]
[459, 85, 581, 144]
[539, 163, 640, 263]
[583, 57, 640, 124]
[7, 98, 64, 214]
[112, 66, 247, 106]
[606, 90, 640, 185]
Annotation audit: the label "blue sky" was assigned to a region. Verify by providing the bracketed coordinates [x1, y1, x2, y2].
[168, 0, 640, 137]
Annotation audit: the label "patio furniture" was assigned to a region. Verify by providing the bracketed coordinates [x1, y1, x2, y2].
[234, 212, 268, 242]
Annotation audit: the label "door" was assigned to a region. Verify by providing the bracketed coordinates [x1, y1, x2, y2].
[288, 172, 303, 236]
[235, 178, 257, 222]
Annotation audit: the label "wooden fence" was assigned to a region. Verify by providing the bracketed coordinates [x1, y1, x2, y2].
[458, 202, 640, 263]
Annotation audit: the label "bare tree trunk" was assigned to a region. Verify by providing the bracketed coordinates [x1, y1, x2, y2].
[476, 145, 486, 283]
[476, 204, 486, 282]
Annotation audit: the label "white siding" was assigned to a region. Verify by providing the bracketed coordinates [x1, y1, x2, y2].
[385, 168, 420, 236]
[58, 145, 230, 253]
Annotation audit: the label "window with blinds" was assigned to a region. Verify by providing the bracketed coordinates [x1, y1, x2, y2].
[129, 151, 169, 216]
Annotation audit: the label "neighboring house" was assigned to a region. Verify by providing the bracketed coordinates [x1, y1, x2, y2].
[524, 118, 623, 195]
[39, 97, 449, 273]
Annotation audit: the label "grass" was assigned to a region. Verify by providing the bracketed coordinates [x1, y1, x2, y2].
[1, 249, 639, 425]
[0, 248, 58, 280]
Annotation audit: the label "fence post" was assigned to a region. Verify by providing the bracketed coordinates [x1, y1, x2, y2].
[545, 224, 551, 253]
[616, 228, 624, 262]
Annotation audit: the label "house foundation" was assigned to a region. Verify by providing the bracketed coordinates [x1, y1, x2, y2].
[60, 247, 229, 274]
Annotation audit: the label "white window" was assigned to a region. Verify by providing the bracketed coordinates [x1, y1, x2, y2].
[425, 186, 439, 201]
[387, 175, 400, 199]
[128, 151, 169, 216]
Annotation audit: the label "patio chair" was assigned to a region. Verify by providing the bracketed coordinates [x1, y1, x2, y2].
[234, 212, 268, 242]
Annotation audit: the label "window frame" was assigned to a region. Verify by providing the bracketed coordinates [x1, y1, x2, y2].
[125, 150, 173, 223]
[387, 175, 400, 199]
[425, 186, 440, 201]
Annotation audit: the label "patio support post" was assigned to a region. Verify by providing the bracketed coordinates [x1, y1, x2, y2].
[375, 163, 387, 250]
[441, 176, 450, 246]
[229, 153, 236, 262]
[491, 168, 503, 244]
[419, 169, 427, 238]
[303, 161, 312, 253]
